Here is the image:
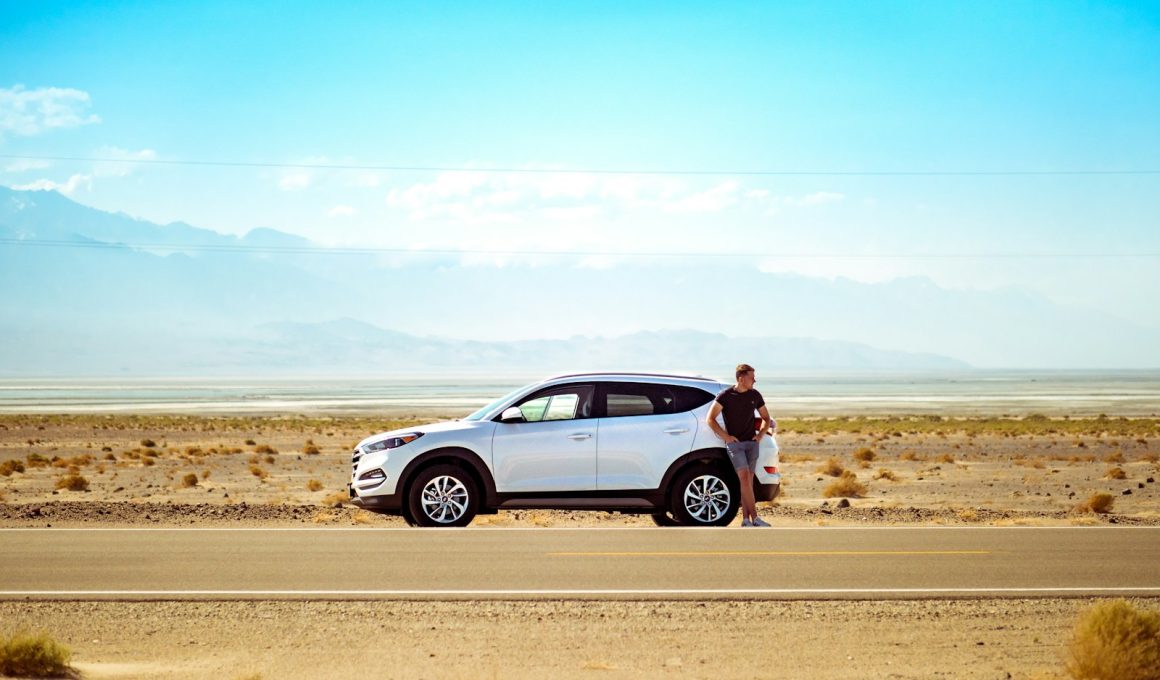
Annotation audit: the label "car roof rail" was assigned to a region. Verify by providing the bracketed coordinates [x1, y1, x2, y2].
[543, 371, 720, 383]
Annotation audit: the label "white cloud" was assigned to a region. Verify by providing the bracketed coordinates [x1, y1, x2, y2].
[3, 158, 51, 173]
[328, 205, 356, 218]
[278, 172, 312, 191]
[663, 181, 739, 214]
[92, 146, 157, 177]
[798, 191, 845, 206]
[14, 173, 92, 195]
[0, 85, 100, 138]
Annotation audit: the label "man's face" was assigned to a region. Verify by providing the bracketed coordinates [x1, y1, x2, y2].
[738, 371, 756, 389]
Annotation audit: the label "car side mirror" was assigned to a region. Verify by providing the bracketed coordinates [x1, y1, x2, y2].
[500, 406, 526, 423]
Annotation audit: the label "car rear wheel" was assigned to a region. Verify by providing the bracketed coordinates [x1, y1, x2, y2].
[406, 464, 479, 528]
[669, 465, 739, 527]
[649, 511, 680, 527]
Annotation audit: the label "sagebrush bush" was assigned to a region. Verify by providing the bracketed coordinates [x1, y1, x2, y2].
[874, 468, 898, 481]
[1078, 493, 1115, 514]
[54, 474, 88, 492]
[1066, 600, 1160, 680]
[181, 473, 199, 488]
[307, 479, 324, 492]
[303, 444, 321, 455]
[822, 470, 866, 498]
[853, 447, 876, 462]
[0, 630, 73, 678]
[1105, 466, 1128, 480]
[816, 458, 845, 477]
[140, 438, 156, 448]
[0, 460, 25, 476]
[254, 444, 277, 455]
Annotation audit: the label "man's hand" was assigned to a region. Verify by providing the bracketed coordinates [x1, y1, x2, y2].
[724, 434, 739, 444]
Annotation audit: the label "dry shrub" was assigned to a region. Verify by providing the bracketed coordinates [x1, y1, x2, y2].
[303, 444, 321, 455]
[254, 444, 277, 455]
[0, 460, 25, 476]
[249, 465, 268, 480]
[874, 468, 899, 481]
[54, 474, 88, 492]
[900, 451, 925, 462]
[816, 458, 845, 477]
[1105, 467, 1127, 480]
[307, 479, 324, 492]
[244, 439, 257, 446]
[322, 491, 348, 506]
[140, 438, 156, 448]
[1077, 493, 1115, 514]
[352, 510, 374, 525]
[0, 629, 73, 678]
[853, 447, 876, 462]
[822, 470, 866, 498]
[141, 457, 155, 467]
[1065, 599, 1160, 680]
[1105, 451, 1126, 464]
[181, 473, 199, 488]
[312, 510, 337, 524]
[936, 453, 956, 464]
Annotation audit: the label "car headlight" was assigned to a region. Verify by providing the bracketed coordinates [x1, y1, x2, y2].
[363, 432, 423, 453]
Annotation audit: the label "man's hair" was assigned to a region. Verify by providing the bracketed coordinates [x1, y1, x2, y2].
[735, 363, 755, 380]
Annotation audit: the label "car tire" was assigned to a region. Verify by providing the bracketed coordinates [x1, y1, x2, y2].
[649, 511, 680, 527]
[406, 464, 480, 528]
[669, 465, 739, 527]
[400, 502, 418, 527]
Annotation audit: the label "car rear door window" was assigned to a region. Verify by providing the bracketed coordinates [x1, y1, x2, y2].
[601, 383, 677, 418]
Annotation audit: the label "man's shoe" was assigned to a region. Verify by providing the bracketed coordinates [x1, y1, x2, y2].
[740, 518, 753, 527]
[752, 517, 771, 527]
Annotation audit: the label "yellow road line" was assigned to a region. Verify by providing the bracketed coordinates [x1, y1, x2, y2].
[549, 550, 992, 557]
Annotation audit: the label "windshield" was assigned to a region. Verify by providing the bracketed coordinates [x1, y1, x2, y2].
[462, 384, 532, 421]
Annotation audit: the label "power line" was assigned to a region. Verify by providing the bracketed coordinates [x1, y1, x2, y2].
[2, 154, 1158, 177]
[2, 237, 1157, 259]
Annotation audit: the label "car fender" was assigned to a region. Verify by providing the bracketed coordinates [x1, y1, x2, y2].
[658, 447, 735, 495]
[396, 446, 499, 506]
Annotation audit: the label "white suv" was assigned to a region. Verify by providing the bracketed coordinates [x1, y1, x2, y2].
[349, 373, 781, 527]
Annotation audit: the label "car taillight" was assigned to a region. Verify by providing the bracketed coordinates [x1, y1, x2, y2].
[763, 466, 778, 475]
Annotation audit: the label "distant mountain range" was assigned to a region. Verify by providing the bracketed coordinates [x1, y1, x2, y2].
[1, 184, 1156, 374]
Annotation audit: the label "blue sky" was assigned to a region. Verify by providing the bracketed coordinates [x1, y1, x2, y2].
[2, 1, 1159, 327]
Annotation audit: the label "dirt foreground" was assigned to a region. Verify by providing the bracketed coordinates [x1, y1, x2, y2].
[1, 598, 1142, 680]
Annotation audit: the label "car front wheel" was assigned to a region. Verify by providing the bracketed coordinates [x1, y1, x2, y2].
[669, 465, 739, 527]
[406, 464, 479, 528]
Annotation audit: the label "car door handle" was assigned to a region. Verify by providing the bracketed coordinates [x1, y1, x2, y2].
[663, 428, 690, 434]
[567, 433, 592, 440]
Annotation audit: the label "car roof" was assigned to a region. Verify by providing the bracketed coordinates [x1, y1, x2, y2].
[541, 372, 724, 389]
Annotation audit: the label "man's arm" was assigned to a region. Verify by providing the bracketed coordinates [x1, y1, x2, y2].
[754, 405, 776, 443]
[705, 402, 737, 443]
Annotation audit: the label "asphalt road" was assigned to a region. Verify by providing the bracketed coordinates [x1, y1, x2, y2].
[3, 527, 1159, 600]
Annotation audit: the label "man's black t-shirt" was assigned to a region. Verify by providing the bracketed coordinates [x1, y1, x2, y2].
[715, 387, 765, 441]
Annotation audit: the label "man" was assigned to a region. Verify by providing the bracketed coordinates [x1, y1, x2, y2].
[706, 363, 775, 527]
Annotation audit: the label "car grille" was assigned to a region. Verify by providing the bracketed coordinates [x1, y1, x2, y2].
[350, 447, 362, 477]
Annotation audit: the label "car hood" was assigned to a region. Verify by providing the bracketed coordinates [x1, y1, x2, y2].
[357, 418, 484, 449]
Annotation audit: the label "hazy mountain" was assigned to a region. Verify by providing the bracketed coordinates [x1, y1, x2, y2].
[2, 185, 1156, 373]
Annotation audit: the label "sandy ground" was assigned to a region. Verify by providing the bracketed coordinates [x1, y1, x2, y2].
[1, 415, 1158, 679]
[1, 415, 1157, 527]
[2, 598, 1150, 680]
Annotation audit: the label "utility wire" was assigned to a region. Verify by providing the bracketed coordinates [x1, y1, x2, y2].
[1, 238, 1157, 259]
[2, 154, 1158, 177]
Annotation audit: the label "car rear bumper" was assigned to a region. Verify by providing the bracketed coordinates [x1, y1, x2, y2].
[754, 476, 782, 502]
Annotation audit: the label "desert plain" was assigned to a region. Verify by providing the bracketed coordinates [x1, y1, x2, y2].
[2, 412, 1158, 679]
